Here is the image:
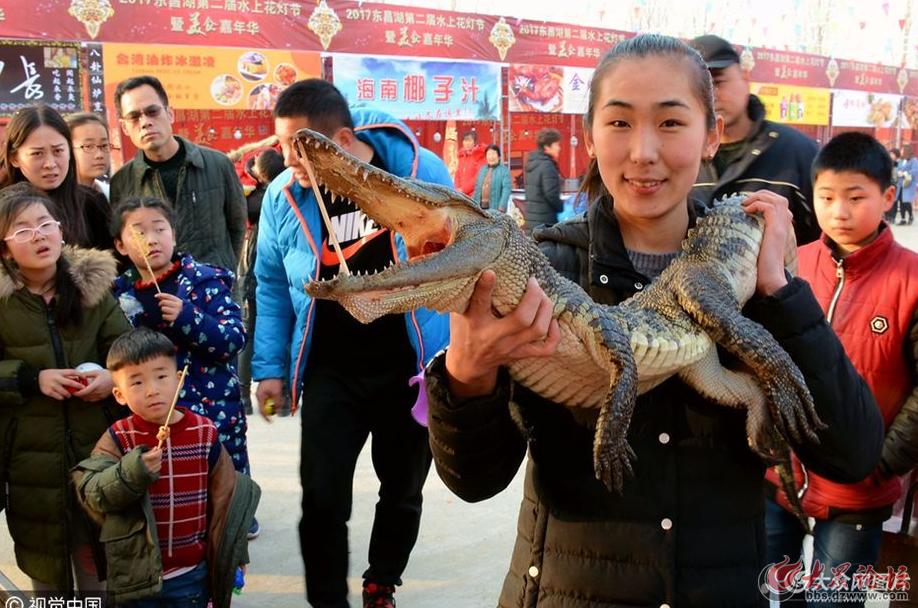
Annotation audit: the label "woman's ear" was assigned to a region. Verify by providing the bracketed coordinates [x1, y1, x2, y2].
[583, 129, 595, 159]
[702, 114, 724, 162]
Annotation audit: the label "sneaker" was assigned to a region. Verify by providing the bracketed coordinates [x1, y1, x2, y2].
[362, 582, 396, 608]
[247, 517, 260, 540]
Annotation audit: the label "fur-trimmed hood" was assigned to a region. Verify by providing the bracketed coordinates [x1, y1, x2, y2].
[0, 245, 117, 308]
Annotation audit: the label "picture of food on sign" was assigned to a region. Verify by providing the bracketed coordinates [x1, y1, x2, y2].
[904, 99, 918, 131]
[44, 47, 78, 69]
[247, 83, 282, 110]
[866, 93, 894, 127]
[275, 63, 297, 87]
[509, 64, 564, 113]
[238, 51, 268, 81]
[211, 74, 243, 106]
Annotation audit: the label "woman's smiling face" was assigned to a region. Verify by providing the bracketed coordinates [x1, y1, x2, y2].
[585, 55, 720, 228]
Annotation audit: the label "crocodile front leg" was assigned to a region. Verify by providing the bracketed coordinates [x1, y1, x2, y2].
[674, 269, 825, 453]
[592, 313, 638, 492]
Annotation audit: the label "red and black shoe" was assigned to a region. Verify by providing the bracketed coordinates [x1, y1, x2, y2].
[362, 581, 396, 608]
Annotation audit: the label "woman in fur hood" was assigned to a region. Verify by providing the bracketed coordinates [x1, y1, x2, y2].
[0, 185, 131, 594]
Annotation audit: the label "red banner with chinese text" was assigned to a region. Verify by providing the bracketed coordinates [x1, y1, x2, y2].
[2, 1, 918, 95]
[0, 0, 631, 68]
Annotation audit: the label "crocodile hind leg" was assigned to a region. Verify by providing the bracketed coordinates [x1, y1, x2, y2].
[593, 314, 639, 493]
[678, 348, 777, 455]
[680, 349, 809, 529]
[674, 272, 825, 448]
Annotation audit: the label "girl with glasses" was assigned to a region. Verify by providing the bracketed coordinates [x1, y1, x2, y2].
[0, 186, 131, 596]
[65, 112, 113, 200]
[0, 104, 114, 252]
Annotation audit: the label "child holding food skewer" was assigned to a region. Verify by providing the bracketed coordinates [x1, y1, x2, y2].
[109, 197, 252, 495]
[74, 327, 260, 608]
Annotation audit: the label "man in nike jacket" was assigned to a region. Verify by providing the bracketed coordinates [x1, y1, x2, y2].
[251, 79, 450, 608]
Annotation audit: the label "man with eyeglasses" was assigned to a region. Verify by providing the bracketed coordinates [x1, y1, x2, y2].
[110, 75, 246, 271]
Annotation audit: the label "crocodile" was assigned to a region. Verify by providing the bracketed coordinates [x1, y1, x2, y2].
[294, 128, 825, 501]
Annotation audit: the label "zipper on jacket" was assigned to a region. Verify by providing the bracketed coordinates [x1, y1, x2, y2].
[826, 259, 845, 325]
[2, 418, 18, 511]
[46, 298, 77, 592]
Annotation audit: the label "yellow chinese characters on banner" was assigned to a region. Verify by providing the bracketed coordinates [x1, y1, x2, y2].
[103, 43, 321, 110]
[751, 82, 830, 126]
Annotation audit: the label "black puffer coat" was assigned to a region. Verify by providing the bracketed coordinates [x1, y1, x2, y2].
[691, 95, 820, 245]
[426, 197, 883, 608]
[523, 149, 562, 230]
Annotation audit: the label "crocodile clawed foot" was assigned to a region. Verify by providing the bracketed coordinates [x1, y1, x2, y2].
[763, 370, 824, 445]
[594, 440, 636, 493]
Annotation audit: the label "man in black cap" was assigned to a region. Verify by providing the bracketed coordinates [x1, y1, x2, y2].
[690, 34, 820, 245]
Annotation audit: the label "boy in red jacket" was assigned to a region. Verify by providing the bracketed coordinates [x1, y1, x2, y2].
[765, 132, 918, 606]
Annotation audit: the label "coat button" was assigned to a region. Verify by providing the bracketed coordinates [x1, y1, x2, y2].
[528, 565, 539, 578]
[661, 604, 672, 608]
[661, 518, 673, 530]
[634, 281, 644, 290]
[658, 432, 670, 444]
[599, 274, 609, 284]
[751, 148, 762, 156]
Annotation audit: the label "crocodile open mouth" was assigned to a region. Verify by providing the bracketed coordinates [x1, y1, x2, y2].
[295, 128, 508, 322]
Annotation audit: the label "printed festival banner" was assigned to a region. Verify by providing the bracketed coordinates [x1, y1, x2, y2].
[831, 89, 902, 128]
[0, 0, 632, 68]
[332, 54, 501, 121]
[750, 82, 830, 126]
[102, 42, 320, 110]
[0, 41, 83, 116]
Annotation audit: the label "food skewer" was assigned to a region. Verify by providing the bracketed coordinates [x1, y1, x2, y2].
[156, 365, 189, 449]
[128, 224, 162, 294]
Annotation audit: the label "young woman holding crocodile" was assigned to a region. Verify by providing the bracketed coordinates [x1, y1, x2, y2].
[425, 34, 884, 608]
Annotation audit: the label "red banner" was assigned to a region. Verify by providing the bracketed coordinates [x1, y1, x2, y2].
[0, 0, 632, 68]
[717, 43, 917, 96]
[1, 1, 917, 94]
[831, 59, 909, 95]
[743, 48, 829, 88]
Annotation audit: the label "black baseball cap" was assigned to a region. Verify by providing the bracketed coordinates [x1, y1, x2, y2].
[690, 35, 740, 69]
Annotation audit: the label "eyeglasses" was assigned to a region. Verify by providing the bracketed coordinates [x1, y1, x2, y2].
[4, 220, 61, 243]
[121, 105, 165, 125]
[74, 143, 113, 153]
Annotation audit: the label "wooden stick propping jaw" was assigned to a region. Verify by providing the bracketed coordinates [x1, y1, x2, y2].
[297, 144, 350, 275]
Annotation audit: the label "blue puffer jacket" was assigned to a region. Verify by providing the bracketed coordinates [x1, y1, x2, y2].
[252, 109, 452, 406]
[113, 253, 249, 474]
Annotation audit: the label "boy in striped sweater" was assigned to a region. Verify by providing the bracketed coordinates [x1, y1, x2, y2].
[75, 327, 258, 607]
